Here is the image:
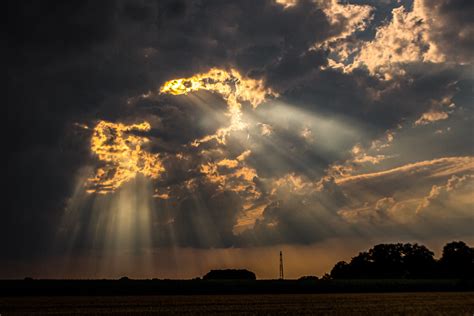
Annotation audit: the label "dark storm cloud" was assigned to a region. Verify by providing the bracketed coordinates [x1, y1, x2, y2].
[7, 0, 125, 259]
[5, 0, 338, 255]
[283, 63, 466, 134]
[420, 0, 474, 64]
[4, 0, 474, 263]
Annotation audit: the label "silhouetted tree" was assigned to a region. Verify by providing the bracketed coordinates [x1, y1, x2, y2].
[329, 241, 471, 279]
[439, 241, 474, 279]
[348, 251, 373, 278]
[330, 261, 350, 279]
[321, 273, 332, 280]
[298, 275, 319, 281]
[403, 243, 436, 278]
[368, 243, 405, 278]
[203, 269, 256, 280]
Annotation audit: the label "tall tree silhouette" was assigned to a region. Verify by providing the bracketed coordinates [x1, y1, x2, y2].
[329, 241, 472, 279]
[403, 243, 436, 278]
[368, 244, 405, 278]
[330, 261, 351, 279]
[439, 241, 474, 278]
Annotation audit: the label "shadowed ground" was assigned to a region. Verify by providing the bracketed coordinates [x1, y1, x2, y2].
[1, 292, 473, 315]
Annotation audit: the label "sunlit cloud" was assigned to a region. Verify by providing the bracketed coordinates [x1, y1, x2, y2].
[316, 0, 373, 65]
[274, 0, 298, 10]
[416, 174, 474, 213]
[336, 156, 474, 185]
[321, 0, 462, 79]
[300, 127, 315, 143]
[414, 95, 455, 126]
[327, 132, 397, 179]
[415, 110, 449, 126]
[348, 3, 443, 79]
[338, 170, 473, 230]
[200, 149, 262, 214]
[370, 130, 396, 152]
[87, 121, 165, 194]
[258, 123, 273, 136]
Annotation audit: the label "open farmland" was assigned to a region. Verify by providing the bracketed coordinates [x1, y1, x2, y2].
[1, 292, 473, 315]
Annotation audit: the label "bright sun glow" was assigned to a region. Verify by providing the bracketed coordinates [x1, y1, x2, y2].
[160, 68, 277, 145]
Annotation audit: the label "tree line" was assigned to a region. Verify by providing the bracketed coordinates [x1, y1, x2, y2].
[330, 241, 473, 279]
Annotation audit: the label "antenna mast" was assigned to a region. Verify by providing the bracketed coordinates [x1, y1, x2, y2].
[279, 250, 284, 280]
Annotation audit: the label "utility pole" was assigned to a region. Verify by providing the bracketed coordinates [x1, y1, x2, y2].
[279, 250, 284, 280]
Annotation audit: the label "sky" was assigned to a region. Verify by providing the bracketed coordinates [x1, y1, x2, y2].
[4, 0, 473, 279]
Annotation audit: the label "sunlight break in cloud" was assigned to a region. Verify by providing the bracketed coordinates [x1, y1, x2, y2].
[160, 68, 277, 146]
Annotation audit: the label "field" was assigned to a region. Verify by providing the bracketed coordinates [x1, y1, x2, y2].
[1, 292, 473, 315]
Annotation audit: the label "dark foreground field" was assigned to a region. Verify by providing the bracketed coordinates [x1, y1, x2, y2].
[1, 292, 473, 315]
[2, 279, 473, 295]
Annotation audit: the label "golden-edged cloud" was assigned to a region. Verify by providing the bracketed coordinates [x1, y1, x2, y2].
[275, 0, 298, 9]
[324, 0, 449, 79]
[87, 121, 164, 194]
[336, 156, 474, 185]
[160, 68, 277, 145]
[415, 110, 449, 126]
[327, 135, 396, 179]
[317, 0, 373, 53]
[200, 150, 258, 195]
[349, 4, 439, 79]
[339, 171, 474, 226]
[416, 174, 474, 213]
[198, 149, 268, 232]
